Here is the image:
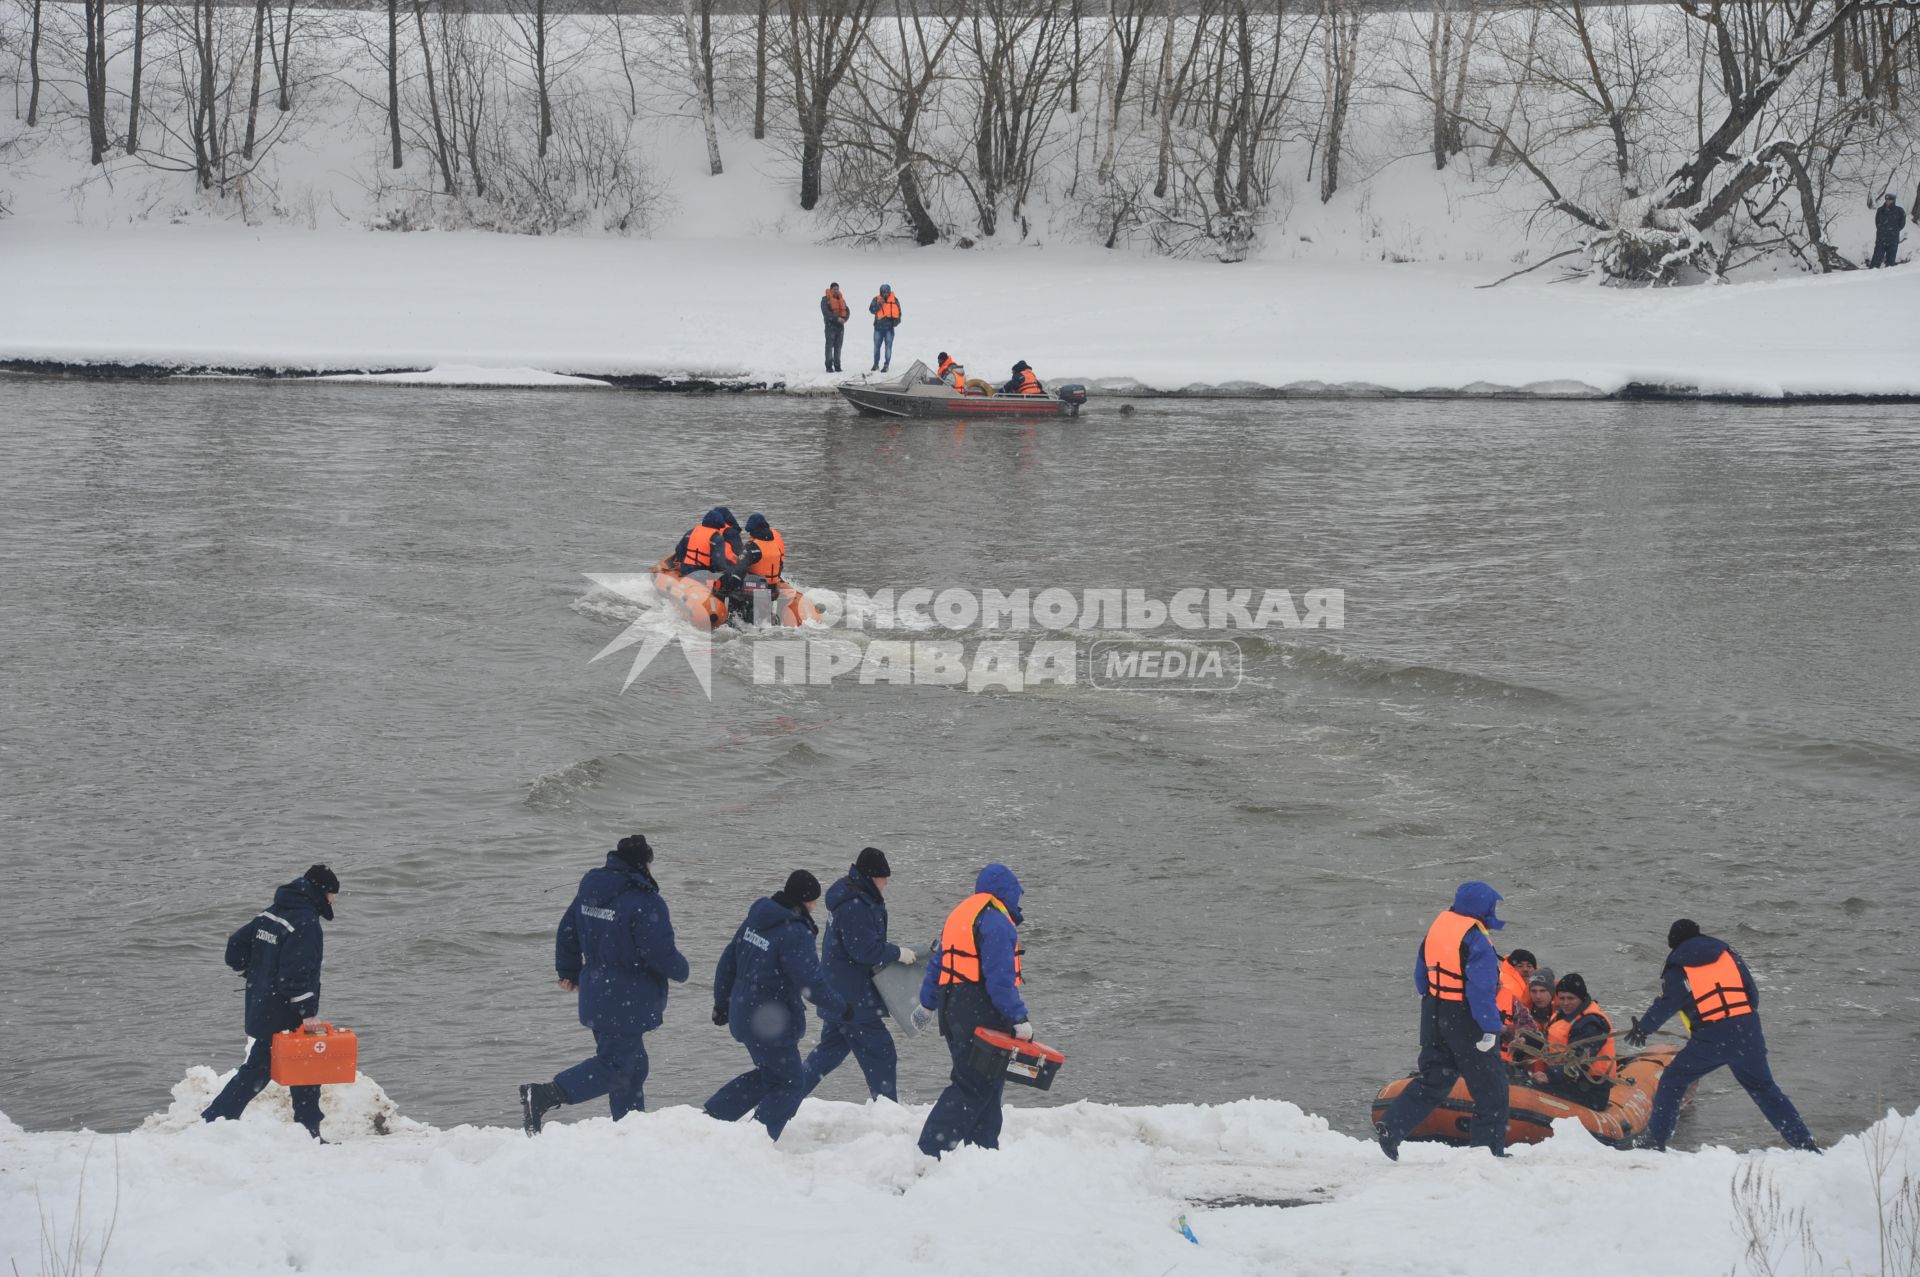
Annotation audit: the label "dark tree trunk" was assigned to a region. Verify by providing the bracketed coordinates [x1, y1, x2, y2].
[245, 0, 269, 159]
[388, 0, 403, 168]
[753, 0, 770, 139]
[27, 0, 44, 127]
[126, 0, 147, 153]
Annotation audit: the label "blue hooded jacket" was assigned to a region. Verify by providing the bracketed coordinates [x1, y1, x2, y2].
[713, 896, 849, 1047]
[1636, 933, 1761, 1036]
[819, 869, 900, 1022]
[555, 853, 689, 1034]
[223, 877, 329, 1039]
[1410, 881, 1505, 1035]
[919, 864, 1028, 1029]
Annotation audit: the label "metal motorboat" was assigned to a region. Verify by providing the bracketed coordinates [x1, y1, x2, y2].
[836, 361, 1087, 418]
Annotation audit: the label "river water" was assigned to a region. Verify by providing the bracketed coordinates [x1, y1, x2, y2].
[2, 379, 1916, 1148]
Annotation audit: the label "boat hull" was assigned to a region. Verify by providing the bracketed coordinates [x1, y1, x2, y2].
[836, 383, 1081, 419]
[1369, 1045, 1685, 1149]
[651, 561, 819, 630]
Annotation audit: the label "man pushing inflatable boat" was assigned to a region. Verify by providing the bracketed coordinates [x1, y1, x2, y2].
[656, 506, 820, 629]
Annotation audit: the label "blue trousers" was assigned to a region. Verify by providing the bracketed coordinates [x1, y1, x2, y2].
[803, 1016, 897, 1101]
[554, 1025, 651, 1121]
[1644, 1020, 1815, 1150]
[1376, 997, 1509, 1155]
[203, 1035, 322, 1136]
[872, 327, 895, 368]
[1870, 237, 1900, 268]
[917, 1031, 1007, 1157]
[705, 1040, 808, 1140]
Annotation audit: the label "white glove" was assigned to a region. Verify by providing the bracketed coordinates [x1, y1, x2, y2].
[896, 946, 917, 967]
[1476, 1033, 1498, 1053]
[911, 1005, 934, 1031]
[1013, 1022, 1035, 1041]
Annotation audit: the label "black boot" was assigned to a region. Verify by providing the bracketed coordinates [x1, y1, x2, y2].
[1374, 1120, 1399, 1162]
[520, 1082, 565, 1136]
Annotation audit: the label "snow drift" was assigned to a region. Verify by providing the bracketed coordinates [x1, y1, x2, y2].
[3, 1068, 1914, 1276]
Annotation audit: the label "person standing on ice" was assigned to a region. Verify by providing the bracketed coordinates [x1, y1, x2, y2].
[1374, 881, 1511, 1160]
[868, 284, 902, 373]
[821, 282, 849, 372]
[1870, 193, 1906, 268]
[801, 847, 917, 1102]
[704, 870, 853, 1140]
[916, 863, 1031, 1158]
[519, 834, 688, 1135]
[202, 864, 340, 1140]
[1622, 919, 1818, 1152]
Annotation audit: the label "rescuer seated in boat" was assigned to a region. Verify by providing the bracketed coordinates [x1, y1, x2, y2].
[1529, 973, 1618, 1108]
[932, 353, 965, 389]
[672, 507, 745, 579]
[1002, 361, 1046, 396]
[732, 513, 788, 626]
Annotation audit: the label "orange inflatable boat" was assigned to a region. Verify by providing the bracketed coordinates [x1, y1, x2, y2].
[1369, 1045, 1686, 1149]
[650, 559, 820, 630]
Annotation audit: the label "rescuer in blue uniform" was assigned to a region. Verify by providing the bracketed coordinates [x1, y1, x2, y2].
[519, 834, 689, 1134]
[704, 870, 853, 1140]
[1375, 881, 1512, 1160]
[916, 863, 1030, 1157]
[1624, 918, 1818, 1152]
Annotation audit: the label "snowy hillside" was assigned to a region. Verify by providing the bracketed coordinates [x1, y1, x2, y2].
[3, 1070, 1914, 1276]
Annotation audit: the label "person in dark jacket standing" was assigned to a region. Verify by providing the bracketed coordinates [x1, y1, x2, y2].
[202, 865, 340, 1140]
[821, 282, 849, 372]
[916, 863, 1031, 1157]
[1871, 193, 1906, 268]
[1374, 881, 1511, 1160]
[1623, 919, 1817, 1151]
[704, 871, 852, 1140]
[519, 834, 689, 1134]
[802, 847, 917, 1102]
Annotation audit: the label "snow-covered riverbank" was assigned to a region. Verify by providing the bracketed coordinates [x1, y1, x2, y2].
[5, 223, 1918, 399]
[2, 1069, 1912, 1276]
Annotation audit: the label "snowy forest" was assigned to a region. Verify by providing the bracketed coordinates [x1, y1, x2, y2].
[3, 0, 1919, 281]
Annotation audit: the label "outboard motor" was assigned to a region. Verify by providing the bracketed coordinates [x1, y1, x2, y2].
[1055, 384, 1088, 416]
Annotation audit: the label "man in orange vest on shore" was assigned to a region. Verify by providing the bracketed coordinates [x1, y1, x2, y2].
[915, 864, 1029, 1157]
[869, 284, 902, 373]
[1624, 919, 1818, 1151]
[821, 282, 849, 373]
[1375, 881, 1511, 1160]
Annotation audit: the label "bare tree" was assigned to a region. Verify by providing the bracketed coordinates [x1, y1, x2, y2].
[126, 0, 147, 152]
[782, 0, 879, 209]
[1319, 0, 1359, 202]
[27, 0, 44, 127]
[683, 0, 723, 173]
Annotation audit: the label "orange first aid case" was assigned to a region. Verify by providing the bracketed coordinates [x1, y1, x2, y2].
[970, 1026, 1066, 1091]
[270, 1022, 359, 1086]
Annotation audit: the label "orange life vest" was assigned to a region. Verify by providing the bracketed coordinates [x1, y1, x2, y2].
[1683, 950, 1754, 1023]
[935, 356, 963, 388]
[748, 527, 785, 579]
[1545, 1001, 1617, 1080]
[1015, 368, 1042, 395]
[825, 289, 848, 321]
[681, 525, 735, 571]
[1421, 910, 1485, 1003]
[936, 893, 1022, 987]
[873, 293, 901, 321]
[1496, 959, 1531, 1061]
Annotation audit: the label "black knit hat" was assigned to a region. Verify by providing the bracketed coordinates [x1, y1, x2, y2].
[304, 864, 340, 894]
[614, 834, 654, 868]
[1667, 918, 1701, 950]
[1555, 972, 1589, 1003]
[774, 870, 821, 909]
[854, 847, 892, 880]
[1508, 949, 1537, 968]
